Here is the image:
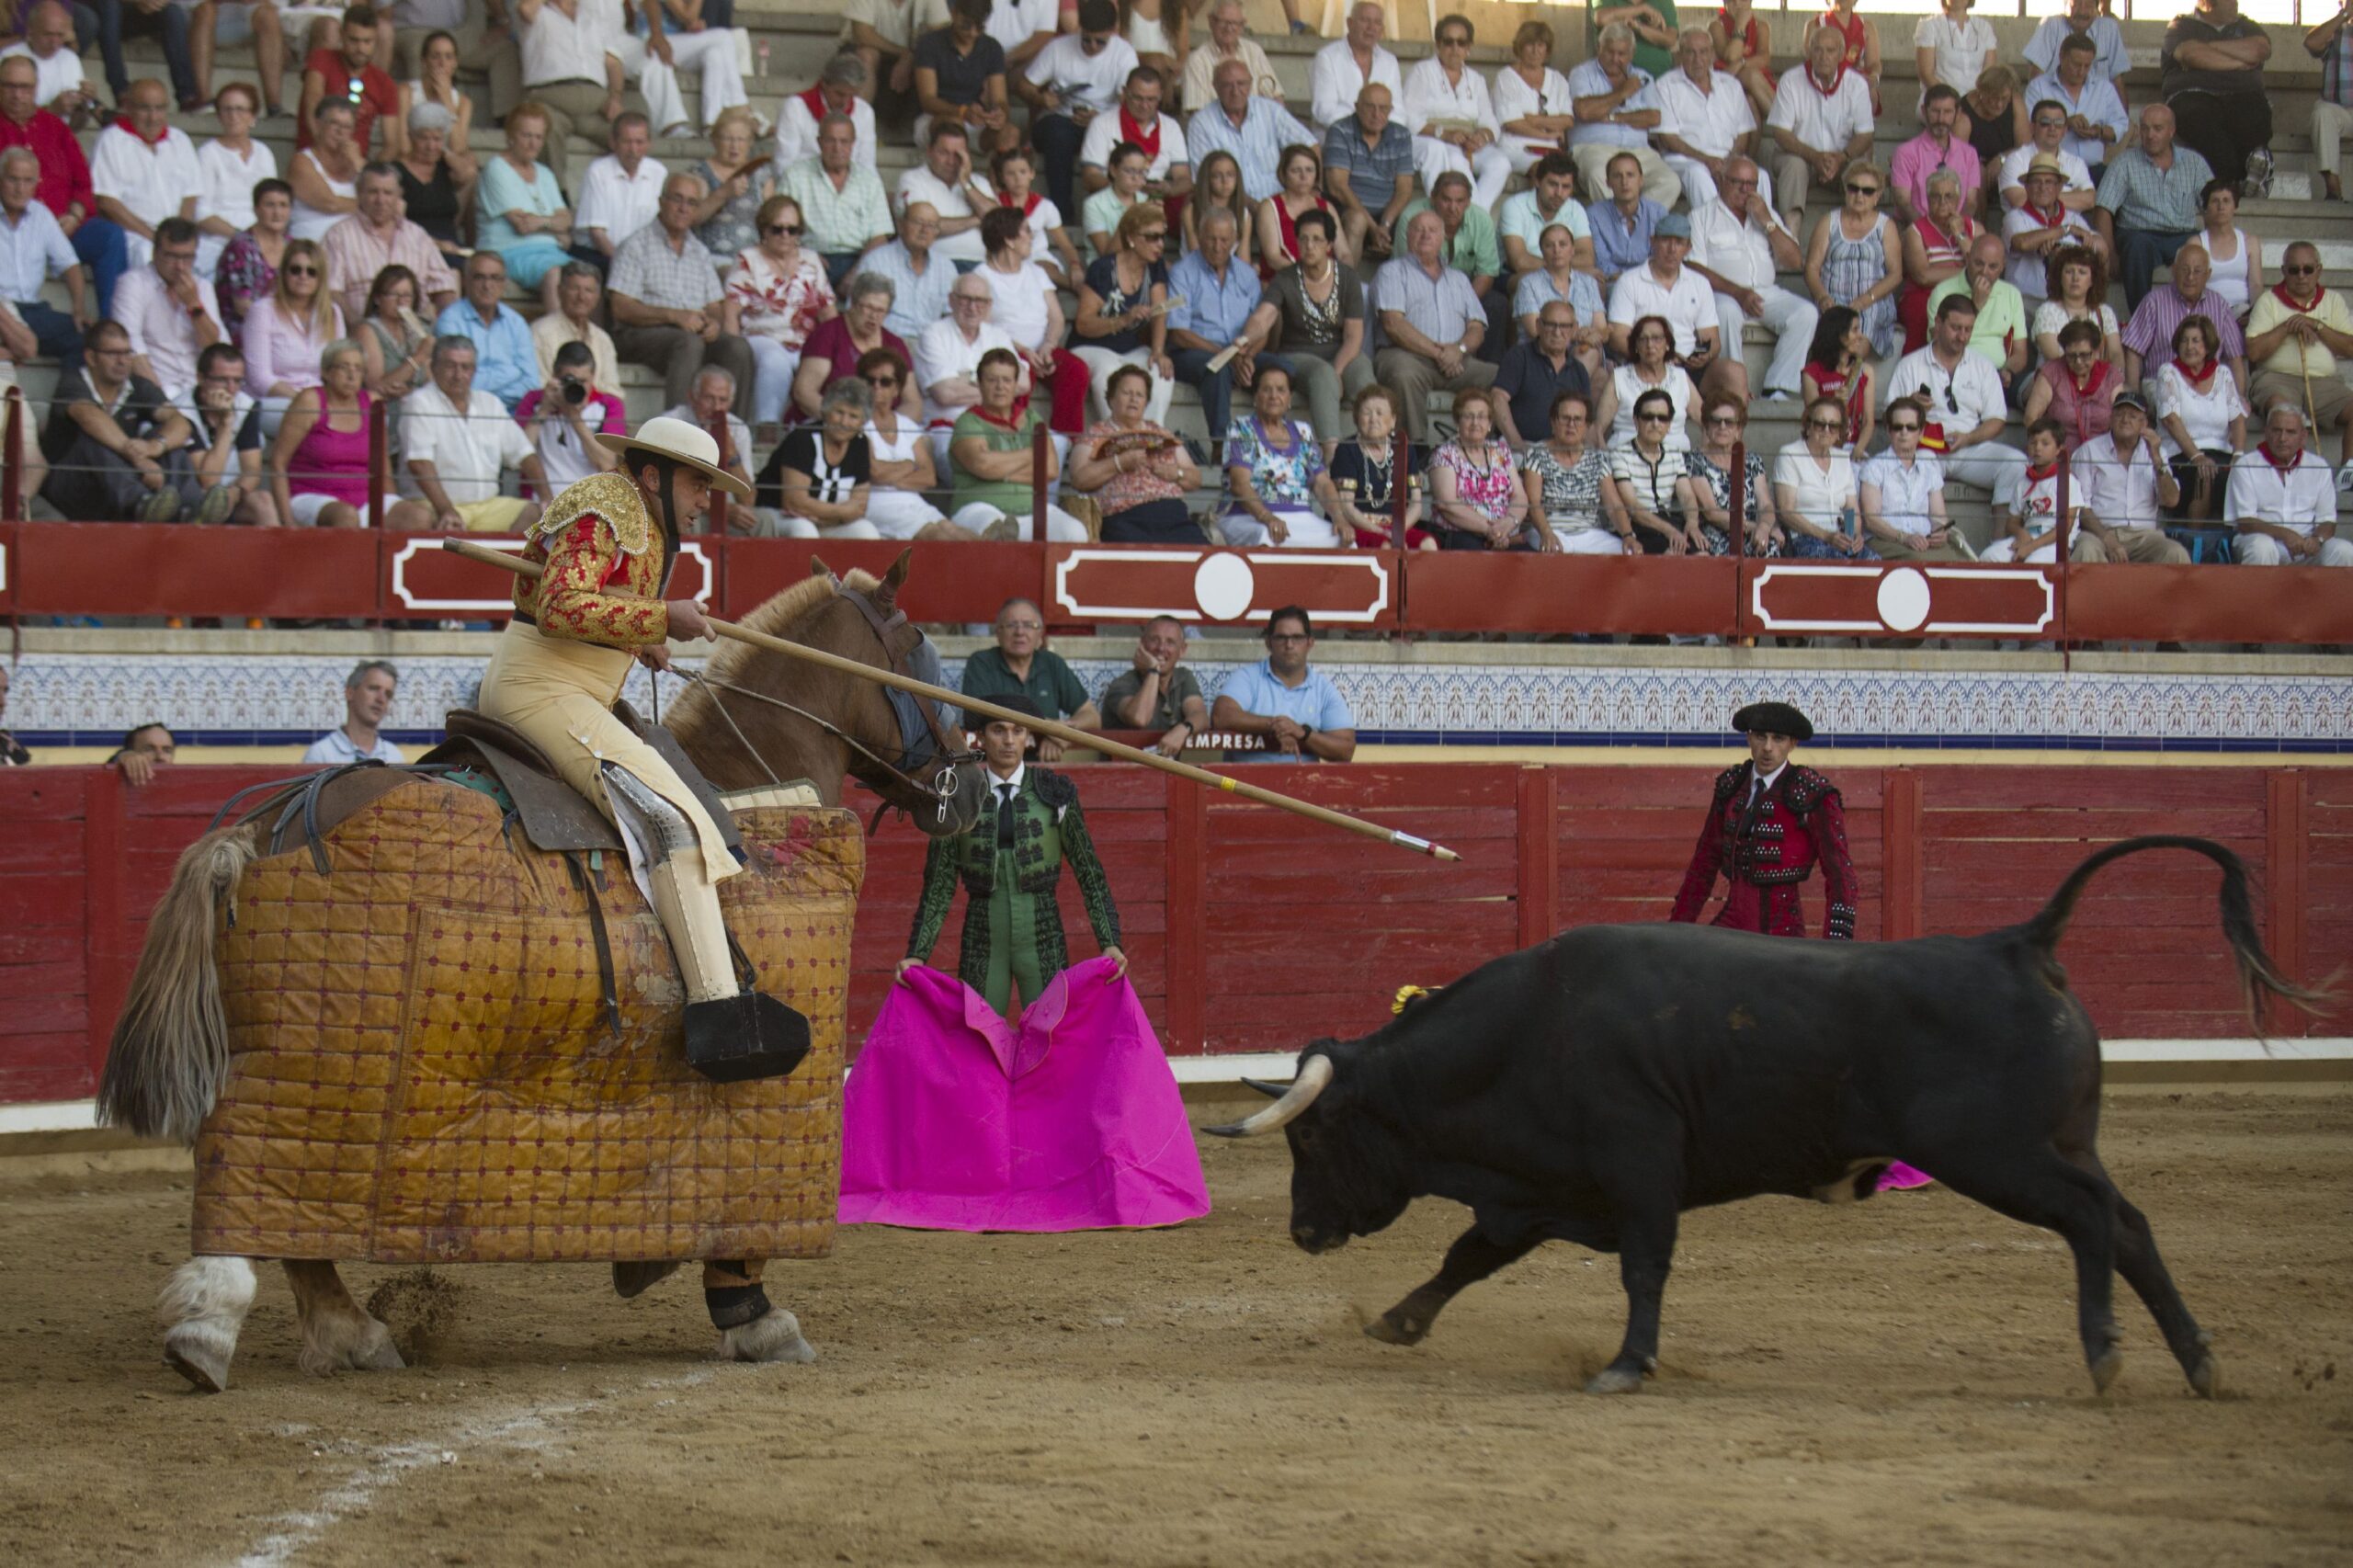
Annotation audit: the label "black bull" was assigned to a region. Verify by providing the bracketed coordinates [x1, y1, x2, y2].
[1211, 837, 2326, 1397]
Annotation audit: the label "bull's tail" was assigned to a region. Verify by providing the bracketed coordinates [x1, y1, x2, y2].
[2018, 835, 2331, 1028]
[96, 824, 262, 1144]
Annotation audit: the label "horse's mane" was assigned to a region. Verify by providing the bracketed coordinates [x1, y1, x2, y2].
[664, 568, 881, 745]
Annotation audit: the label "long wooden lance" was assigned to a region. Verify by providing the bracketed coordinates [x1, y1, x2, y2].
[440, 538, 1461, 862]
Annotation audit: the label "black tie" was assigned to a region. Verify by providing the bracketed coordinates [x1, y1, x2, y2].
[995, 782, 1017, 846]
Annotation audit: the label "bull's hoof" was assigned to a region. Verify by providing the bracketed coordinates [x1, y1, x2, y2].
[717, 1307, 817, 1365]
[612, 1261, 684, 1299]
[163, 1329, 233, 1393]
[1584, 1362, 1649, 1395]
[1365, 1310, 1429, 1346]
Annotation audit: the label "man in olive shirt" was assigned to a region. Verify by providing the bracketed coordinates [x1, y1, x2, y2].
[959, 595, 1102, 759]
[1099, 616, 1210, 756]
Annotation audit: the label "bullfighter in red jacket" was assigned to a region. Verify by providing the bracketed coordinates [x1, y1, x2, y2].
[1670, 701, 1859, 941]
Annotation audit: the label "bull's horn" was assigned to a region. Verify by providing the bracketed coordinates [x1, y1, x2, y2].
[1239, 1077, 1290, 1099]
[1206, 1055, 1334, 1138]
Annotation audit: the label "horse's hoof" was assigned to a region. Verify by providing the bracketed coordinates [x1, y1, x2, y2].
[613, 1261, 684, 1299]
[2188, 1338, 2222, 1400]
[164, 1331, 232, 1393]
[353, 1324, 407, 1372]
[717, 1307, 816, 1365]
[1365, 1311, 1427, 1346]
[1585, 1363, 1647, 1396]
[2089, 1346, 2124, 1394]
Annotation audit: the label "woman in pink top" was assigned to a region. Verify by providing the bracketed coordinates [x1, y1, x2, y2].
[267, 340, 433, 528]
[241, 238, 346, 436]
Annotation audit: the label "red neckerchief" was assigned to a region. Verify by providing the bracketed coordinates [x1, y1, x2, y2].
[2025, 460, 2060, 483]
[114, 114, 170, 149]
[2171, 355, 2221, 392]
[2271, 281, 2326, 313]
[798, 85, 829, 119]
[2066, 359, 2110, 399]
[1119, 106, 1161, 158]
[2025, 199, 2065, 227]
[2262, 444, 2304, 480]
[996, 187, 1043, 218]
[971, 401, 1024, 432]
[1806, 63, 1847, 100]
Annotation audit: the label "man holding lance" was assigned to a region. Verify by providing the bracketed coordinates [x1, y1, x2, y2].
[1669, 700, 1859, 942]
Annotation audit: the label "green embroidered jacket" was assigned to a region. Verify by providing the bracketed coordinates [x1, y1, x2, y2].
[905, 767, 1122, 987]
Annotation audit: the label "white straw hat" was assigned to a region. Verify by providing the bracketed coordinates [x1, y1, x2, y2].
[596, 415, 754, 503]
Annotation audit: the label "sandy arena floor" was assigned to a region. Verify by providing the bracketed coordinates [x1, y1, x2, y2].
[1, 1089, 2347, 1568]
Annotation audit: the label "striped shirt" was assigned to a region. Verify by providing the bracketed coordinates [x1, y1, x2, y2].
[2093, 144, 2214, 235]
[2323, 20, 2353, 109]
[1185, 97, 1315, 204]
[2119, 284, 2246, 367]
[1322, 117, 1415, 214]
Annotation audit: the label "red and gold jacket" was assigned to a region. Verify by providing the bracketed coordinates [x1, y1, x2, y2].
[1669, 762, 1859, 940]
[511, 471, 676, 650]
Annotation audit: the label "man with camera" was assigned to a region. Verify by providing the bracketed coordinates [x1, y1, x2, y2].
[514, 339, 625, 497]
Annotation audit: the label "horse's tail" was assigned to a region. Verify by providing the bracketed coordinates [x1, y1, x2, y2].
[97, 824, 262, 1144]
[2017, 835, 2332, 1030]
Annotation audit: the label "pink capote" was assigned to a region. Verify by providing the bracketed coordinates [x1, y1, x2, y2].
[838, 957, 1211, 1232]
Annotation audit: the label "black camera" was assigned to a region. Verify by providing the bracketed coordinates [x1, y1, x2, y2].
[560, 376, 586, 405]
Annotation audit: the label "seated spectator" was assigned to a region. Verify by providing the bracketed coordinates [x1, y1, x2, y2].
[2033, 244, 2121, 370]
[386, 103, 467, 280]
[2120, 242, 2246, 392]
[797, 270, 916, 423]
[1984, 416, 2097, 562]
[1493, 18, 1575, 178]
[2003, 153, 2104, 312]
[609, 172, 757, 421]
[1711, 0, 1778, 122]
[215, 177, 290, 335]
[1495, 153, 1591, 279]
[1188, 57, 1313, 207]
[1100, 615, 1210, 756]
[324, 161, 458, 328]
[303, 659, 405, 766]
[1219, 363, 1331, 547]
[1857, 394, 1961, 560]
[1071, 203, 1174, 425]
[1078, 64, 1190, 204]
[861, 199, 956, 343]
[2160, 0, 2272, 197]
[1083, 138, 1153, 260]
[1803, 0, 1882, 112]
[399, 335, 544, 532]
[433, 252, 537, 409]
[0, 52, 129, 314]
[1372, 209, 1495, 445]
[724, 193, 835, 426]
[1606, 213, 1720, 391]
[988, 145, 1080, 288]
[2027, 0, 2130, 87]
[1182, 147, 1253, 259]
[513, 338, 624, 495]
[972, 205, 1090, 438]
[1772, 396, 1874, 559]
[1234, 210, 1371, 445]
[288, 97, 362, 244]
[192, 84, 272, 281]
[1687, 155, 1813, 404]
[358, 263, 436, 399]
[1890, 85, 1978, 230]
[2154, 315, 2247, 520]
[1960, 67, 2026, 207]
[1563, 22, 1671, 210]
[2245, 241, 2353, 465]
[660, 364, 760, 533]
[1803, 156, 1900, 360]
[40, 317, 191, 519]
[6, 3, 99, 128]
[569, 112, 662, 278]
[776, 51, 879, 177]
[2195, 179, 2257, 320]
[1166, 204, 1267, 451]
[2068, 392, 2193, 562]
[1321, 81, 1413, 263]
[949, 347, 1090, 540]
[688, 107, 778, 266]
[1800, 305, 1878, 452]
[1519, 390, 1627, 554]
[1766, 27, 1873, 236]
[108, 722, 176, 788]
[2313, 5, 2353, 204]
[913, 0, 1015, 157]
[509, 0, 622, 187]
[475, 105, 572, 315]
[0, 144, 88, 368]
[1398, 15, 1508, 211]
[1915, 0, 1999, 102]
[1887, 293, 2028, 504]
[1654, 26, 1762, 213]
[1685, 394, 1780, 555]
[1397, 170, 1505, 347]
[1927, 233, 2029, 390]
[1493, 302, 1591, 449]
[117, 217, 220, 396]
[91, 77, 199, 270]
[2022, 318, 2120, 451]
[94, 0, 197, 114]
[241, 236, 343, 433]
[1312, 2, 1399, 136]
[529, 260, 619, 389]
[615, 0, 751, 144]
[1511, 222, 1607, 371]
[2227, 401, 2353, 567]
[1209, 607, 1357, 764]
[1996, 103, 2096, 212]
[919, 269, 1027, 460]
[752, 373, 881, 540]
[2028, 32, 2127, 183]
[1594, 312, 1696, 450]
[1182, 0, 1278, 113]
[1897, 166, 1980, 351]
[1327, 381, 1430, 548]
[385, 29, 480, 192]
[171, 339, 272, 524]
[853, 346, 961, 540]
[1258, 142, 1343, 275]
[958, 593, 1100, 745]
[894, 119, 992, 268]
[297, 3, 395, 153]
[1427, 386, 1528, 551]
[779, 113, 892, 290]
[1607, 388, 1703, 554]
[2094, 104, 2213, 312]
[271, 336, 432, 528]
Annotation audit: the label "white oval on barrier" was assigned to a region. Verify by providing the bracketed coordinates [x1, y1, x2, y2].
[1193, 551, 1256, 621]
[1875, 566, 1932, 632]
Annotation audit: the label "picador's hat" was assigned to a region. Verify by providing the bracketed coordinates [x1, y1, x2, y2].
[1733, 701, 1813, 744]
[597, 415, 755, 502]
[985, 694, 1046, 724]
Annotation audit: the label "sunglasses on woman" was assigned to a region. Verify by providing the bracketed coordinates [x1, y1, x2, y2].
[1806, 418, 1843, 431]
[766, 222, 803, 236]
[283, 264, 318, 277]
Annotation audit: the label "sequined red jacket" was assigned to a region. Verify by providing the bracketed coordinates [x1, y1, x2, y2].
[510, 471, 675, 650]
[1669, 762, 1859, 940]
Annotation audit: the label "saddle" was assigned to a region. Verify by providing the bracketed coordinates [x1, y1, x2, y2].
[420, 702, 745, 858]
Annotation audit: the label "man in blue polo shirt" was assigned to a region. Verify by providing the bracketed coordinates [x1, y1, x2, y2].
[1210, 606, 1357, 762]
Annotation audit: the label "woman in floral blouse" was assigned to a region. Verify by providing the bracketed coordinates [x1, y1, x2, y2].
[1217, 363, 1331, 547]
[1428, 387, 1528, 550]
[1067, 362, 1203, 542]
[722, 193, 835, 425]
[215, 178, 293, 335]
[1683, 394, 1783, 555]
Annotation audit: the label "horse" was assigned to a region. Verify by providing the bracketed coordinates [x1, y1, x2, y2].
[99, 555, 995, 1391]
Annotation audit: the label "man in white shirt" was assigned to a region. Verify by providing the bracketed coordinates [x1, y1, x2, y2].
[515, 0, 626, 188]
[2024, 0, 2130, 88]
[1018, 0, 1135, 222]
[530, 261, 622, 389]
[1, 1, 95, 123]
[1764, 27, 1872, 237]
[113, 217, 221, 396]
[1884, 291, 2027, 508]
[1605, 213, 1720, 380]
[1685, 156, 1814, 403]
[841, 0, 946, 101]
[1180, 0, 1279, 115]
[401, 335, 546, 533]
[1998, 101, 2097, 211]
[1079, 66, 1191, 199]
[572, 111, 666, 271]
[1653, 26, 1760, 211]
[89, 78, 199, 270]
[775, 52, 881, 175]
[302, 662, 405, 767]
[2002, 155, 2102, 310]
[2027, 33, 2130, 179]
[895, 118, 993, 267]
[981, 0, 1057, 74]
[0, 145, 88, 366]
[1565, 23, 1676, 208]
[1310, 2, 1399, 132]
[2226, 402, 2353, 567]
[915, 274, 1026, 466]
[2067, 392, 2191, 562]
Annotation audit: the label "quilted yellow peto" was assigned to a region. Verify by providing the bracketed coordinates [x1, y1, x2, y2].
[188, 778, 860, 1266]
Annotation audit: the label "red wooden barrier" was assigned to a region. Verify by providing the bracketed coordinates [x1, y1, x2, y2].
[2, 762, 2339, 1106]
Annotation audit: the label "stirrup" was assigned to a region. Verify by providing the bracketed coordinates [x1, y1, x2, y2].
[684, 991, 811, 1083]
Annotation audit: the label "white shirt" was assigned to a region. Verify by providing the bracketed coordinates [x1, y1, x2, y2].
[195, 138, 275, 236]
[1181, 37, 1280, 113]
[1774, 441, 1858, 527]
[1309, 39, 1401, 131]
[2068, 432, 2165, 529]
[1748, 763, 1786, 801]
[1997, 144, 2093, 202]
[1885, 346, 2007, 437]
[896, 164, 986, 264]
[1765, 63, 1872, 154]
[1858, 449, 1943, 535]
[1912, 13, 1996, 95]
[914, 317, 1017, 425]
[2224, 449, 2336, 534]
[1688, 199, 1789, 292]
[111, 265, 206, 396]
[972, 258, 1054, 353]
[1491, 62, 1573, 144]
[1402, 57, 1501, 142]
[2024, 72, 2129, 171]
[772, 91, 879, 175]
[2002, 204, 2095, 299]
[1079, 108, 1188, 181]
[1604, 363, 1695, 449]
[90, 122, 202, 268]
[2153, 361, 2247, 458]
[528, 395, 607, 491]
[400, 381, 536, 502]
[0, 198, 75, 304]
[1653, 67, 1756, 161]
[838, 0, 946, 51]
[1607, 262, 1718, 358]
[303, 728, 405, 765]
[0, 40, 83, 108]
[983, 0, 1055, 60]
[574, 152, 667, 246]
[1027, 30, 1138, 120]
[520, 0, 619, 87]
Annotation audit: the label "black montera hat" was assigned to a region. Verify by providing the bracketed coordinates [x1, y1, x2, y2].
[983, 693, 1045, 724]
[1732, 701, 1814, 744]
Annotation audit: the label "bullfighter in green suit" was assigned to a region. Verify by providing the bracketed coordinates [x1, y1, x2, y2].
[901, 695, 1126, 1016]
